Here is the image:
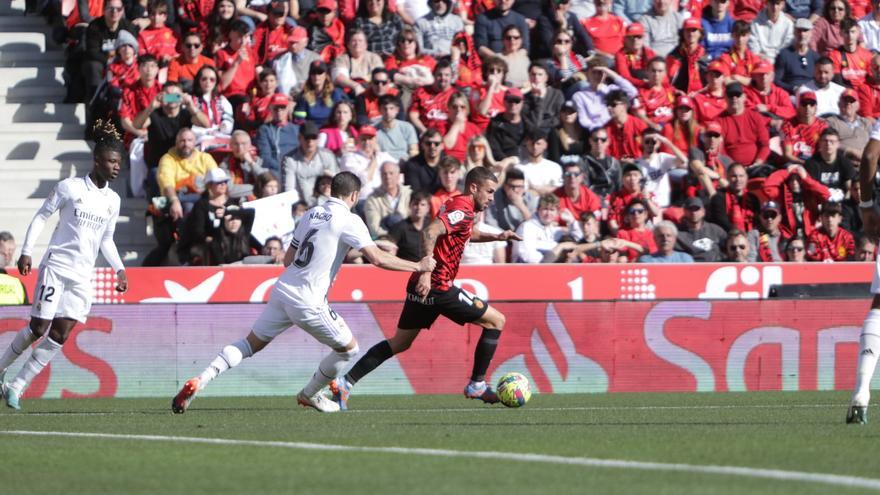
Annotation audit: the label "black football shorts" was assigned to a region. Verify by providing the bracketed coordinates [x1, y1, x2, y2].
[397, 283, 490, 330]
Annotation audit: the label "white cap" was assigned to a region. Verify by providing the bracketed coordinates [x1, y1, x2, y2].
[205, 168, 230, 184]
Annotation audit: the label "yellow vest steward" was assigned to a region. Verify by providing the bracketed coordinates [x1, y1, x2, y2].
[0, 274, 26, 305]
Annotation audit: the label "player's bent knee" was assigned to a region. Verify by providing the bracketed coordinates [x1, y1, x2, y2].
[335, 342, 359, 359]
[29, 318, 50, 337]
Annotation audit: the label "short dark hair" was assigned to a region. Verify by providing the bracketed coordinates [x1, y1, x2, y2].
[410, 190, 432, 205]
[438, 156, 461, 172]
[421, 128, 442, 143]
[259, 68, 277, 81]
[821, 201, 843, 216]
[840, 17, 859, 33]
[820, 127, 840, 139]
[0, 231, 12, 243]
[378, 94, 401, 108]
[732, 20, 750, 36]
[372, 67, 390, 80]
[816, 56, 834, 67]
[230, 19, 251, 36]
[264, 235, 283, 246]
[331, 171, 362, 197]
[604, 89, 629, 108]
[138, 54, 158, 67]
[465, 166, 498, 190]
[505, 168, 525, 182]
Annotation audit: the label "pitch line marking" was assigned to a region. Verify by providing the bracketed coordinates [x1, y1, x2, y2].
[2, 430, 880, 491]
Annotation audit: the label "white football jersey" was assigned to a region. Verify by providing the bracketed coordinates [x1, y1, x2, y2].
[21, 176, 123, 284]
[275, 197, 375, 305]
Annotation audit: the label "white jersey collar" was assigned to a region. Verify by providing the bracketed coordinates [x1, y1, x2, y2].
[84, 174, 110, 195]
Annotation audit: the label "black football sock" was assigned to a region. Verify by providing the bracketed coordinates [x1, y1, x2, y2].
[345, 340, 394, 385]
[470, 328, 502, 382]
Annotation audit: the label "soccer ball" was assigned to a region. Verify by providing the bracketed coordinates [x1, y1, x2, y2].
[496, 372, 531, 408]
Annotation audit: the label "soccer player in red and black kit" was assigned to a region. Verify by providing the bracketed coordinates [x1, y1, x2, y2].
[331, 167, 520, 409]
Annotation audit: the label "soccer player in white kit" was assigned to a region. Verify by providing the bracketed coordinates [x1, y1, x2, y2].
[0, 122, 128, 410]
[172, 172, 435, 413]
[848, 119, 880, 424]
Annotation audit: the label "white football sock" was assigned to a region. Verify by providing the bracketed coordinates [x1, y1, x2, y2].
[8, 336, 62, 395]
[196, 339, 253, 390]
[0, 327, 37, 374]
[853, 309, 880, 406]
[302, 345, 359, 397]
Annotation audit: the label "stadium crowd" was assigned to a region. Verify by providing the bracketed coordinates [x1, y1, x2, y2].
[30, 0, 880, 264]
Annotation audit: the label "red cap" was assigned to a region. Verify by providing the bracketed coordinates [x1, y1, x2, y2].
[798, 90, 817, 104]
[504, 87, 524, 100]
[707, 60, 730, 76]
[625, 23, 645, 37]
[289, 26, 307, 42]
[359, 126, 377, 137]
[270, 93, 290, 107]
[676, 95, 694, 109]
[753, 60, 773, 74]
[841, 88, 858, 101]
[704, 121, 723, 135]
[316, 0, 337, 10]
[683, 17, 702, 30]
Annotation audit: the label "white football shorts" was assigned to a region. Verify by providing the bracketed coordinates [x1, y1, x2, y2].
[252, 291, 353, 348]
[30, 266, 91, 323]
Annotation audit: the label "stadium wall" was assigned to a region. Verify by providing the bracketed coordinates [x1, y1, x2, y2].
[0, 299, 872, 399]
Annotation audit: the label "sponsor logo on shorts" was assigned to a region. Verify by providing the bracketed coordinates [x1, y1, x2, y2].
[407, 292, 435, 305]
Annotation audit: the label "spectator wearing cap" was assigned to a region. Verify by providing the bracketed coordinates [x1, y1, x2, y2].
[829, 18, 872, 88]
[177, 167, 240, 265]
[774, 19, 821, 95]
[333, 31, 386, 99]
[533, 0, 595, 60]
[273, 26, 322, 97]
[408, 60, 457, 134]
[376, 95, 419, 160]
[701, 0, 735, 60]
[857, 55, 880, 118]
[636, 129, 688, 208]
[523, 63, 564, 136]
[638, 221, 695, 263]
[607, 163, 662, 232]
[364, 160, 413, 238]
[307, 0, 347, 63]
[516, 128, 563, 195]
[810, 0, 851, 55]
[859, 0, 880, 52]
[638, 0, 683, 58]
[717, 20, 760, 86]
[749, 0, 794, 61]
[547, 101, 589, 164]
[294, 60, 346, 127]
[691, 59, 729, 124]
[612, 0, 651, 24]
[486, 87, 527, 159]
[662, 95, 701, 152]
[105, 29, 140, 94]
[636, 57, 676, 127]
[687, 122, 734, 198]
[255, 93, 300, 172]
[340, 126, 395, 198]
[806, 200, 855, 261]
[676, 197, 727, 261]
[615, 23, 658, 88]
[168, 33, 215, 92]
[512, 194, 568, 263]
[474, 0, 531, 60]
[215, 20, 258, 109]
[352, 0, 404, 57]
[604, 89, 649, 160]
[797, 58, 846, 117]
[485, 168, 538, 232]
[442, 93, 482, 162]
[414, 0, 464, 57]
[554, 161, 602, 226]
[804, 127, 856, 201]
[136, 1, 177, 66]
[429, 156, 464, 216]
[782, 90, 828, 164]
[747, 200, 789, 261]
[724, 229, 752, 262]
[581, 0, 626, 57]
[667, 17, 710, 93]
[718, 82, 770, 169]
[282, 121, 339, 202]
[222, 130, 267, 187]
[571, 57, 639, 131]
[743, 59, 797, 126]
[762, 164, 830, 237]
[584, 127, 622, 197]
[825, 89, 874, 161]
[707, 163, 760, 232]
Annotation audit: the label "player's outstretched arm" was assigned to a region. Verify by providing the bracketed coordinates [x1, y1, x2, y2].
[360, 245, 435, 272]
[471, 226, 522, 243]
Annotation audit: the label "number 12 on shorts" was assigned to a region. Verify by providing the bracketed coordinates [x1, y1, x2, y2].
[38, 285, 55, 302]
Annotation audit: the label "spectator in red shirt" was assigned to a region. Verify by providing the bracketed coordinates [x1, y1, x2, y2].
[707, 162, 760, 232]
[470, 56, 510, 130]
[667, 17, 710, 93]
[692, 59, 729, 124]
[636, 57, 676, 127]
[607, 162, 662, 232]
[616, 197, 658, 261]
[442, 93, 482, 162]
[718, 20, 760, 86]
[430, 156, 464, 216]
[782, 90, 828, 165]
[829, 18, 873, 88]
[806, 201, 855, 261]
[355, 68, 398, 126]
[730, 0, 763, 22]
[615, 23, 657, 88]
[743, 59, 796, 129]
[167, 33, 215, 93]
[106, 31, 140, 92]
[857, 54, 880, 118]
[408, 59, 457, 134]
[604, 89, 648, 160]
[237, 69, 279, 132]
[307, 0, 347, 63]
[581, 0, 626, 58]
[718, 82, 770, 169]
[662, 95, 702, 152]
[554, 161, 602, 226]
[136, 1, 177, 68]
[762, 164, 831, 237]
[120, 55, 161, 140]
[216, 20, 258, 108]
[253, 0, 294, 64]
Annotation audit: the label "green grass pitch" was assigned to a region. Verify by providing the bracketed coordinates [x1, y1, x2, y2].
[1, 391, 880, 494]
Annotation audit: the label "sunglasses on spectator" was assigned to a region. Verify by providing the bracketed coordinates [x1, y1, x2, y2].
[628, 208, 646, 214]
[801, 101, 817, 107]
[373, 79, 390, 85]
[185, 43, 202, 48]
[424, 140, 443, 147]
[106, 5, 124, 11]
[762, 211, 778, 219]
[788, 245, 805, 252]
[591, 136, 609, 142]
[563, 171, 581, 177]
